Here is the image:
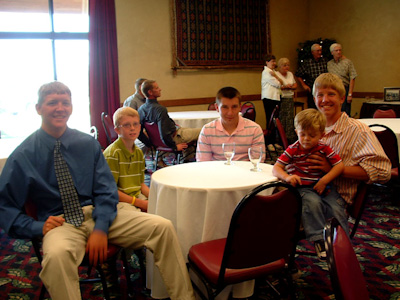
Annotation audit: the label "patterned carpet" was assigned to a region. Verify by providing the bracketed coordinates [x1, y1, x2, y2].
[0, 176, 399, 299]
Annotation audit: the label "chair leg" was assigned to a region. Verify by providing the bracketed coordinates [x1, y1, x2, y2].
[96, 265, 111, 300]
[39, 284, 46, 300]
[121, 249, 135, 298]
[133, 248, 147, 287]
[154, 150, 160, 171]
[176, 153, 182, 164]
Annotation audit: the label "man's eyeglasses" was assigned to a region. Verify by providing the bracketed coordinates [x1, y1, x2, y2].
[118, 122, 141, 129]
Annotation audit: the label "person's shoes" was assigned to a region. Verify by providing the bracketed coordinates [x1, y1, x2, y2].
[314, 240, 327, 261]
[267, 144, 275, 152]
[157, 160, 168, 168]
[274, 143, 283, 150]
[290, 263, 303, 280]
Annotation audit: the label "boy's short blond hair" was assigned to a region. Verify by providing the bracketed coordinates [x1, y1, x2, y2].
[312, 73, 346, 98]
[38, 81, 71, 106]
[113, 107, 139, 128]
[294, 108, 326, 133]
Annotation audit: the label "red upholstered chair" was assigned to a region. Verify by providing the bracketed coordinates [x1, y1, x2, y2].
[208, 101, 217, 110]
[144, 122, 183, 171]
[369, 124, 399, 197]
[372, 106, 397, 118]
[240, 101, 256, 121]
[101, 112, 118, 146]
[24, 199, 134, 300]
[274, 117, 289, 150]
[324, 218, 369, 300]
[187, 181, 302, 299]
[89, 126, 98, 140]
[347, 182, 371, 238]
[263, 105, 279, 158]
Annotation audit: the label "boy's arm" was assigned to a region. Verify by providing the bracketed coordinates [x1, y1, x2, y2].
[314, 161, 344, 194]
[141, 183, 149, 198]
[272, 162, 301, 187]
[117, 190, 148, 212]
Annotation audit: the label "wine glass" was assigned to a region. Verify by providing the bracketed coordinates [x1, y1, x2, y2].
[222, 143, 235, 165]
[248, 146, 262, 171]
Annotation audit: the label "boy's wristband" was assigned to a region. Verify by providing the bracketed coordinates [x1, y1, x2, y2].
[131, 196, 136, 206]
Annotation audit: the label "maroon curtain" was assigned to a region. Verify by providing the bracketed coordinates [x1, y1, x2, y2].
[89, 0, 120, 148]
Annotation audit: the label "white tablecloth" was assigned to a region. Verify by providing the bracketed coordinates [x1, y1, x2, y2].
[147, 161, 277, 299]
[0, 138, 24, 175]
[168, 110, 220, 128]
[358, 118, 400, 157]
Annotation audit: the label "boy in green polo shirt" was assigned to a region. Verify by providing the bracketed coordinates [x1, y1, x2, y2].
[102, 107, 149, 293]
[103, 107, 149, 211]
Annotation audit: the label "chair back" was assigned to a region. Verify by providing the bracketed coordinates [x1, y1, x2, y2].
[373, 107, 397, 118]
[369, 124, 399, 171]
[143, 122, 171, 150]
[274, 117, 289, 149]
[101, 112, 118, 146]
[347, 182, 370, 238]
[269, 105, 279, 129]
[218, 181, 302, 283]
[241, 101, 256, 121]
[264, 105, 279, 146]
[89, 126, 98, 140]
[324, 218, 369, 300]
[208, 101, 217, 110]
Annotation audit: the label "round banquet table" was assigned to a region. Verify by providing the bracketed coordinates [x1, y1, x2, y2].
[358, 118, 400, 157]
[146, 160, 277, 299]
[168, 110, 220, 128]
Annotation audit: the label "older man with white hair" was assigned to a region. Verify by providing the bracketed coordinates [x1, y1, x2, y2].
[295, 43, 328, 109]
[327, 43, 357, 116]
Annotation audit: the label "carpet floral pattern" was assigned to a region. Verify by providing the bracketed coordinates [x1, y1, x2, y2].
[0, 185, 399, 299]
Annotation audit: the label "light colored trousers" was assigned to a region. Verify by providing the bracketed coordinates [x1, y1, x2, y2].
[173, 127, 201, 160]
[39, 203, 195, 300]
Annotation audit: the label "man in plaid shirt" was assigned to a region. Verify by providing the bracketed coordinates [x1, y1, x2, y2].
[296, 44, 328, 109]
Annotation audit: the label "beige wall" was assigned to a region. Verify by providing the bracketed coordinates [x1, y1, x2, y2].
[115, 0, 308, 101]
[115, 0, 308, 127]
[308, 0, 400, 92]
[115, 0, 400, 123]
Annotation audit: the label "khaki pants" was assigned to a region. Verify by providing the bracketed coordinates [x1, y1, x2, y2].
[39, 203, 195, 300]
[173, 127, 201, 160]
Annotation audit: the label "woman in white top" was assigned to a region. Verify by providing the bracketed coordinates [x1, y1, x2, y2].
[276, 57, 297, 144]
[261, 54, 283, 131]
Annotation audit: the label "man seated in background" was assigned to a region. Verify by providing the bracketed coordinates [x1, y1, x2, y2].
[196, 86, 265, 162]
[123, 77, 147, 110]
[0, 81, 196, 300]
[138, 79, 201, 162]
[123, 78, 148, 153]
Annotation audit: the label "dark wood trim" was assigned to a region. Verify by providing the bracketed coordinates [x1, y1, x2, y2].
[158, 91, 383, 107]
[354, 92, 384, 99]
[160, 94, 263, 107]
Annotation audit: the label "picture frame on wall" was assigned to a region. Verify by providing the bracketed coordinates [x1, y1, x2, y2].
[384, 87, 400, 101]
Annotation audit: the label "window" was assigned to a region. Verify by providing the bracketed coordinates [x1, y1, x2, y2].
[0, 0, 89, 139]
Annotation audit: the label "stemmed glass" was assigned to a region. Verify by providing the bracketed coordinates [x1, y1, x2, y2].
[248, 146, 263, 172]
[222, 143, 235, 165]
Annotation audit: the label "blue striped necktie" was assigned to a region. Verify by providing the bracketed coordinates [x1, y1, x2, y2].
[54, 140, 84, 227]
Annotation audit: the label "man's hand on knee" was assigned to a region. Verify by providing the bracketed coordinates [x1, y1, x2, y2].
[42, 216, 65, 236]
[86, 229, 108, 266]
